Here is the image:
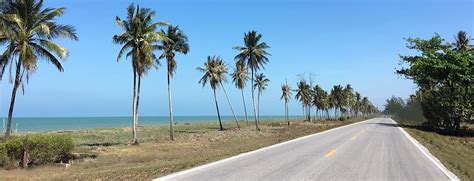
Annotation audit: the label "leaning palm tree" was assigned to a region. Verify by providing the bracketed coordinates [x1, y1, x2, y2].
[343, 84, 354, 117]
[197, 56, 227, 130]
[113, 3, 167, 144]
[295, 80, 312, 121]
[330, 85, 344, 118]
[233, 31, 270, 131]
[231, 62, 250, 126]
[281, 80, 292, 125]
[354, 91, 362, 117]
[0, 0, 78, 138]
[254, 73, 269, 123]
[157, 25, 189, 141]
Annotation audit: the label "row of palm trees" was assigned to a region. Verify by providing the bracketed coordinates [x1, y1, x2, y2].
[281, 79, 378, 123]
[0, 1, 378, 145]
[197, 31, 271, 132]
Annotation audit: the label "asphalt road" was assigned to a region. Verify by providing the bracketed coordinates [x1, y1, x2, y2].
[157, 118, 455, 181]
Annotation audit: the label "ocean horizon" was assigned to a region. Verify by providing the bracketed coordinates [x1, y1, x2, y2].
[0, 116, 305, 133]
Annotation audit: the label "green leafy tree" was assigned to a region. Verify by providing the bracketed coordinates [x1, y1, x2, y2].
[330, 85, 344, 118]
[113, 3, 167, 144]
[157, 25, 190, 141]
[0, 0, 78, 138]
[233, 31, 270, 131]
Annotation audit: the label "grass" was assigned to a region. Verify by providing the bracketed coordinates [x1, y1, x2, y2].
[0, 116, 370, 180]
[401, 125, 474, 180]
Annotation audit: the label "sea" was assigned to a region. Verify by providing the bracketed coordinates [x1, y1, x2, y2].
[0, 116, 303, 133]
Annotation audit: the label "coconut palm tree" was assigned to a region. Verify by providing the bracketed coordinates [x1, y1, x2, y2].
[0, 0, 78, 138]
[197, 56, 228, 130]
[361, 97, 369, 115]
[233, 31, 270, 131]
[157, 25, 189, 141]
[295, 80, 312, 121]
[254, 73, 269, 123]
[330, 85, 344, 118]
[281, 80, 292, 125]
[453, 31, 471, 53]
[113, 3, 167, 144]
[343, 84, 354, 117]
[231, 62, 250, 125]
[354, 91, 362, 117]
[313, 85, 325, 120]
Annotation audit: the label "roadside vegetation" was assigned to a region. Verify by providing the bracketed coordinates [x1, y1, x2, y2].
[385, 31, 473, 180]
[0, 117, 373, 179]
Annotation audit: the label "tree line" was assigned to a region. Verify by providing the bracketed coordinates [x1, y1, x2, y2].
[0, 0, 379, 144]
[280, 75, 379, 125]
[396, 31, 473, 134]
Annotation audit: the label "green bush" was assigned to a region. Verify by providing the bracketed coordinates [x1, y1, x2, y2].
[0, 134, 75, 168]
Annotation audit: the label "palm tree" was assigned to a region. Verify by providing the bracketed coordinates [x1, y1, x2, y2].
[295, 80, 311, 121]
[0, 0, 78, 138]
[354, 91, 362, 117]
[231, 62, 250, 126]
[281, 80, 292, 125]
[361, 97, 369, 115]
[313, 85, 325, 120]
[330, 85, 344, 118]
[343, 84, 354, 117]
[233, 31, 270, 131]
[453, 31, 471, 53]
[157, 25, 189, 141]
[254, 73, 269, 123]
[113, 3, 167, 144]
[197, 56, 228, 130]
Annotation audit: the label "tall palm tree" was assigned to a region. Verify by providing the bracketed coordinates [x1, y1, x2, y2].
[233, 31, 270, 131]
[157, 25, 189, 141]
[197, 56, 227, 130]
[231, 62, 250, 126]
[313, 85, 325, 120]
[330, 85, 344, 118]
[361, 97, 369, 115]
[0, 0, 78, 138]
[295, 80, 312, 121]
[354, 91, 361, 117]
[254, 73, 269, 123]
[343, 84, 354, 117]
[113, 3, 167, 144]
[281, 80, 292, 125]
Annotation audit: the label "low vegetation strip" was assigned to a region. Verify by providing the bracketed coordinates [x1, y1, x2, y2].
[403, 127, 474, 180]
[0, 117, 371, 180]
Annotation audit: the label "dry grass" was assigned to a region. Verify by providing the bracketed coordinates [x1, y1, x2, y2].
[404, 127, 474, 180]
[0, 117, 370, 180]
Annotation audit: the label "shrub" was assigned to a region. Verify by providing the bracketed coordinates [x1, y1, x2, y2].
[0, 134, 75, 168]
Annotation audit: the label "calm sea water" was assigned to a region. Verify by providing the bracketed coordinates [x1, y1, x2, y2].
[0, 116, 303, 132]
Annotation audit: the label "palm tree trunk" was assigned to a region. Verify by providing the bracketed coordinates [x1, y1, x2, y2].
[257, 91, 261, 124]
[131, 70, 137, 144]
[220, 82, 240, 129]
[285, 101, 289, 125]
[5, 60, 21, 138]
[241, 89, 248, 126]
[213, 88, 223, 131]
[167, 67, 175, 140]
[251, 69, 259, 131]
[133, 75, 141, 145]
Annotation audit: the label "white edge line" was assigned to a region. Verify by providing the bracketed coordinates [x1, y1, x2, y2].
[390, 118, 459, 181]
[154, 118, 377, 181]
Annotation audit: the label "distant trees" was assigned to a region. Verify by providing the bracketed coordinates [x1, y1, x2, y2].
[397, 31, 473, 134]
[383, 96, 425, 124]
[113, 3, 167, 144]
[0, 0, 78, 138]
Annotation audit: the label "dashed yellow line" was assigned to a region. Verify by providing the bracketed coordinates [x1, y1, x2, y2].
[350, 135, 357, 140]
[324, 149, 337, 158]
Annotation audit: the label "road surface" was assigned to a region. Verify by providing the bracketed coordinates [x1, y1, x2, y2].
[157, 118, 457, 181]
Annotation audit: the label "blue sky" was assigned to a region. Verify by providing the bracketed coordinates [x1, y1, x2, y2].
[0, 0, 472, 117]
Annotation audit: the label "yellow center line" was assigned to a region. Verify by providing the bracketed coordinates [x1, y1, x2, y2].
[350, 135, 357, 140]
[324, 149, 337, 158]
